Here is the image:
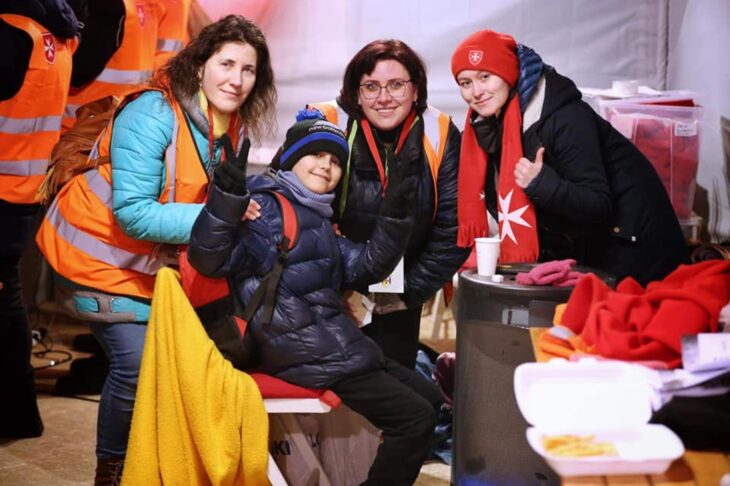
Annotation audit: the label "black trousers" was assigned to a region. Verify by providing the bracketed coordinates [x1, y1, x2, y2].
[330, 357, 442, 486]
[362, 307, 422, 370]
[0, 200, 43, 438]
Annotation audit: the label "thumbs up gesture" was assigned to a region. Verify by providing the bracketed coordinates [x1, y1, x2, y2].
[514, 147, 544, 189]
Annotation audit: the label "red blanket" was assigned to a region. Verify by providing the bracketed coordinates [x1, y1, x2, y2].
[559, 261, 730, 368]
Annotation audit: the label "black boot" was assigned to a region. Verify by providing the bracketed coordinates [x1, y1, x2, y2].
[94, 456, 125, 486]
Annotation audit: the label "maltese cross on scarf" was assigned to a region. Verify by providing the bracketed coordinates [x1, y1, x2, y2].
[457, 104, 539, 263]
[451, 29, 539, 263]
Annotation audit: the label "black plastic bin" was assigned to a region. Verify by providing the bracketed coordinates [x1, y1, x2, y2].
[452, 265, 613, 486]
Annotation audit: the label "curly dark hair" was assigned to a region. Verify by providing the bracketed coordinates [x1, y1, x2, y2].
[338, 39, 428, 119]
[152, 15, 276, 140]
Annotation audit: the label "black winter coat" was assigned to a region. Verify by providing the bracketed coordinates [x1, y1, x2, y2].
[517, 67, 689, 285]
[333, 109, 469, 307]
[189, 175, 414, 389]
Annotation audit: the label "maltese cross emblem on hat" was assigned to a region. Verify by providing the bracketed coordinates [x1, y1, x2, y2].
[41, 32, 55, 64]
[468, 50, 483, 66]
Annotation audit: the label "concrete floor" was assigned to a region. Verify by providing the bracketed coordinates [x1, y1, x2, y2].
[0, 305, 456, 485]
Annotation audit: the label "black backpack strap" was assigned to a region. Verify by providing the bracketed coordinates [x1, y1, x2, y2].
[237, 191, 299, 326]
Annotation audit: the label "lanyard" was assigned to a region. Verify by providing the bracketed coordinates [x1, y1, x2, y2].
[207, 105, 216, 178]
[360, 109, 416, 195]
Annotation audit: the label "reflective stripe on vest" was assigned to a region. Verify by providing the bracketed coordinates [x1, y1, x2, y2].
[63, 0, 159, 130]
[165, 114, 180, 203]
[421, 106, 450, 218]
[64, 103, 79, 119]
[157, 38, 183, 52]
[95, 68, 153, 86]
[0, 115, 62, 134]
[154, 0, 190, 68]
[0, 159, 47, 176]
[45, 177, 164, 276]
[0, 14, 74, 203]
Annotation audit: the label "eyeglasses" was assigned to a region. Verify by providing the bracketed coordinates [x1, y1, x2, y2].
[358, 79, 412, 100]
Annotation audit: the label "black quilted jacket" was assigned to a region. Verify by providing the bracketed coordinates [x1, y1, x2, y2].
[333, 110, 469, 307]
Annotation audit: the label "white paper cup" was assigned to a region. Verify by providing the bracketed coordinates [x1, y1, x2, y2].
[475, 237, 501, 276]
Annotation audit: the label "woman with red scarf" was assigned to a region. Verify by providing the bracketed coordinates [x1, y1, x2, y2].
[451, 30, 688, 285]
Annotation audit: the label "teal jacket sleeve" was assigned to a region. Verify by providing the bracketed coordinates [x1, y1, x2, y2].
[110, 91, 206, 244]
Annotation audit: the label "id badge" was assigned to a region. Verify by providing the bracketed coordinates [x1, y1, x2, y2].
[368, 257, 404, 293]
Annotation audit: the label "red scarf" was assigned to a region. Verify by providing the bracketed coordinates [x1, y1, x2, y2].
[457, 96, 539, 263]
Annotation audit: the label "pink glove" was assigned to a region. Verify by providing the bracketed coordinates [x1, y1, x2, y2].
[516, 259, 576, 285]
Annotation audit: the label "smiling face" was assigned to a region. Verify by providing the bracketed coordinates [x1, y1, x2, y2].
[456, 69, 511, 118]
[357, 59, 417, 131]
[199, 41, 257, 114]
[291, 152, 343, 194]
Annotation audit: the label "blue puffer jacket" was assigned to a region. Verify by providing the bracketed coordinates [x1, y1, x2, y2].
[110, 90, 226, 244]
[188, 175, 414, 388]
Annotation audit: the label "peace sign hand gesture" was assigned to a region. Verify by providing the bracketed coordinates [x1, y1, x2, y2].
[213, 135, 251, 196]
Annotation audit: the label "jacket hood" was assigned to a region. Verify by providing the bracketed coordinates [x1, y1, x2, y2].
[538, 66, 583, 121]
[0, 0, 80, 39]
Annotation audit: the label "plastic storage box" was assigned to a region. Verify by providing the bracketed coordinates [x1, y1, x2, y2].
[599, 98, 703, 220]
[514, 359, 684, 477]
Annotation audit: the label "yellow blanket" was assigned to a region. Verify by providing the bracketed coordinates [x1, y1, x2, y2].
[123, 268, 269, 486]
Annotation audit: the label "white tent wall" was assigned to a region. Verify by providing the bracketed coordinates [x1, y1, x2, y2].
[204, 0, 729, 241]
[667, 0, 730, 241]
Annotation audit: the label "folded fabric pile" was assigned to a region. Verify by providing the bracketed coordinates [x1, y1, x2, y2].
[539, 260, 730, 368]
[515, 259, 587, 287]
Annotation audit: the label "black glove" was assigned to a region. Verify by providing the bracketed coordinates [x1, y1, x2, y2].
[213, 135, 250, 196]
[380, 130, 420, 219]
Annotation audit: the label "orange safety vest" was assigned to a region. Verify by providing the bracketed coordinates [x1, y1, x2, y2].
[154, 0, 191, 69]
[37, 89, 242, 299]
[310, 101, 451, 220]
[62, 0, 162, 131]
[0, 15, 76, 204]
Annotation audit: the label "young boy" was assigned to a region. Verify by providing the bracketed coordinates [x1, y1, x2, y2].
[188, 110, 442, 486]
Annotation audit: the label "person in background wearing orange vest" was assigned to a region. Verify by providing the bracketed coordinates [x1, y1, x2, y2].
[35, 15, 276, 483]
[154, 0, 191, 69]
[311, 40, 469, 370]
[0, 0, 81, 439]
[62, 0, 164, 132]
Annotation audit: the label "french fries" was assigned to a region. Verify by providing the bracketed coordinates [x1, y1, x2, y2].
[542, 434, 618, 457]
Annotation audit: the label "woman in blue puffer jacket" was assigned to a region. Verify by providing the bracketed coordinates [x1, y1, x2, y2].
[189, 111, 443, 486]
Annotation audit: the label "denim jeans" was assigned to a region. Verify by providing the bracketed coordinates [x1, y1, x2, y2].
[88, 320, 147, 458]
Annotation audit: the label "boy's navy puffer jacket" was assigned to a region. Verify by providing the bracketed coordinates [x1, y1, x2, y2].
[188, 175, 413, 389]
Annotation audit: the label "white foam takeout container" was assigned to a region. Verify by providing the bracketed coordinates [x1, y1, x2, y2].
[513, 359, 684, 477]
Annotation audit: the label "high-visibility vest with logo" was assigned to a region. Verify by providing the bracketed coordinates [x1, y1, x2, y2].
[0, 15, 76, 204]
[154, 0, 191, 69]
[62, 0, 161, 131]
[36, 89, 242, 299]
[310, 101, 451, 220]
